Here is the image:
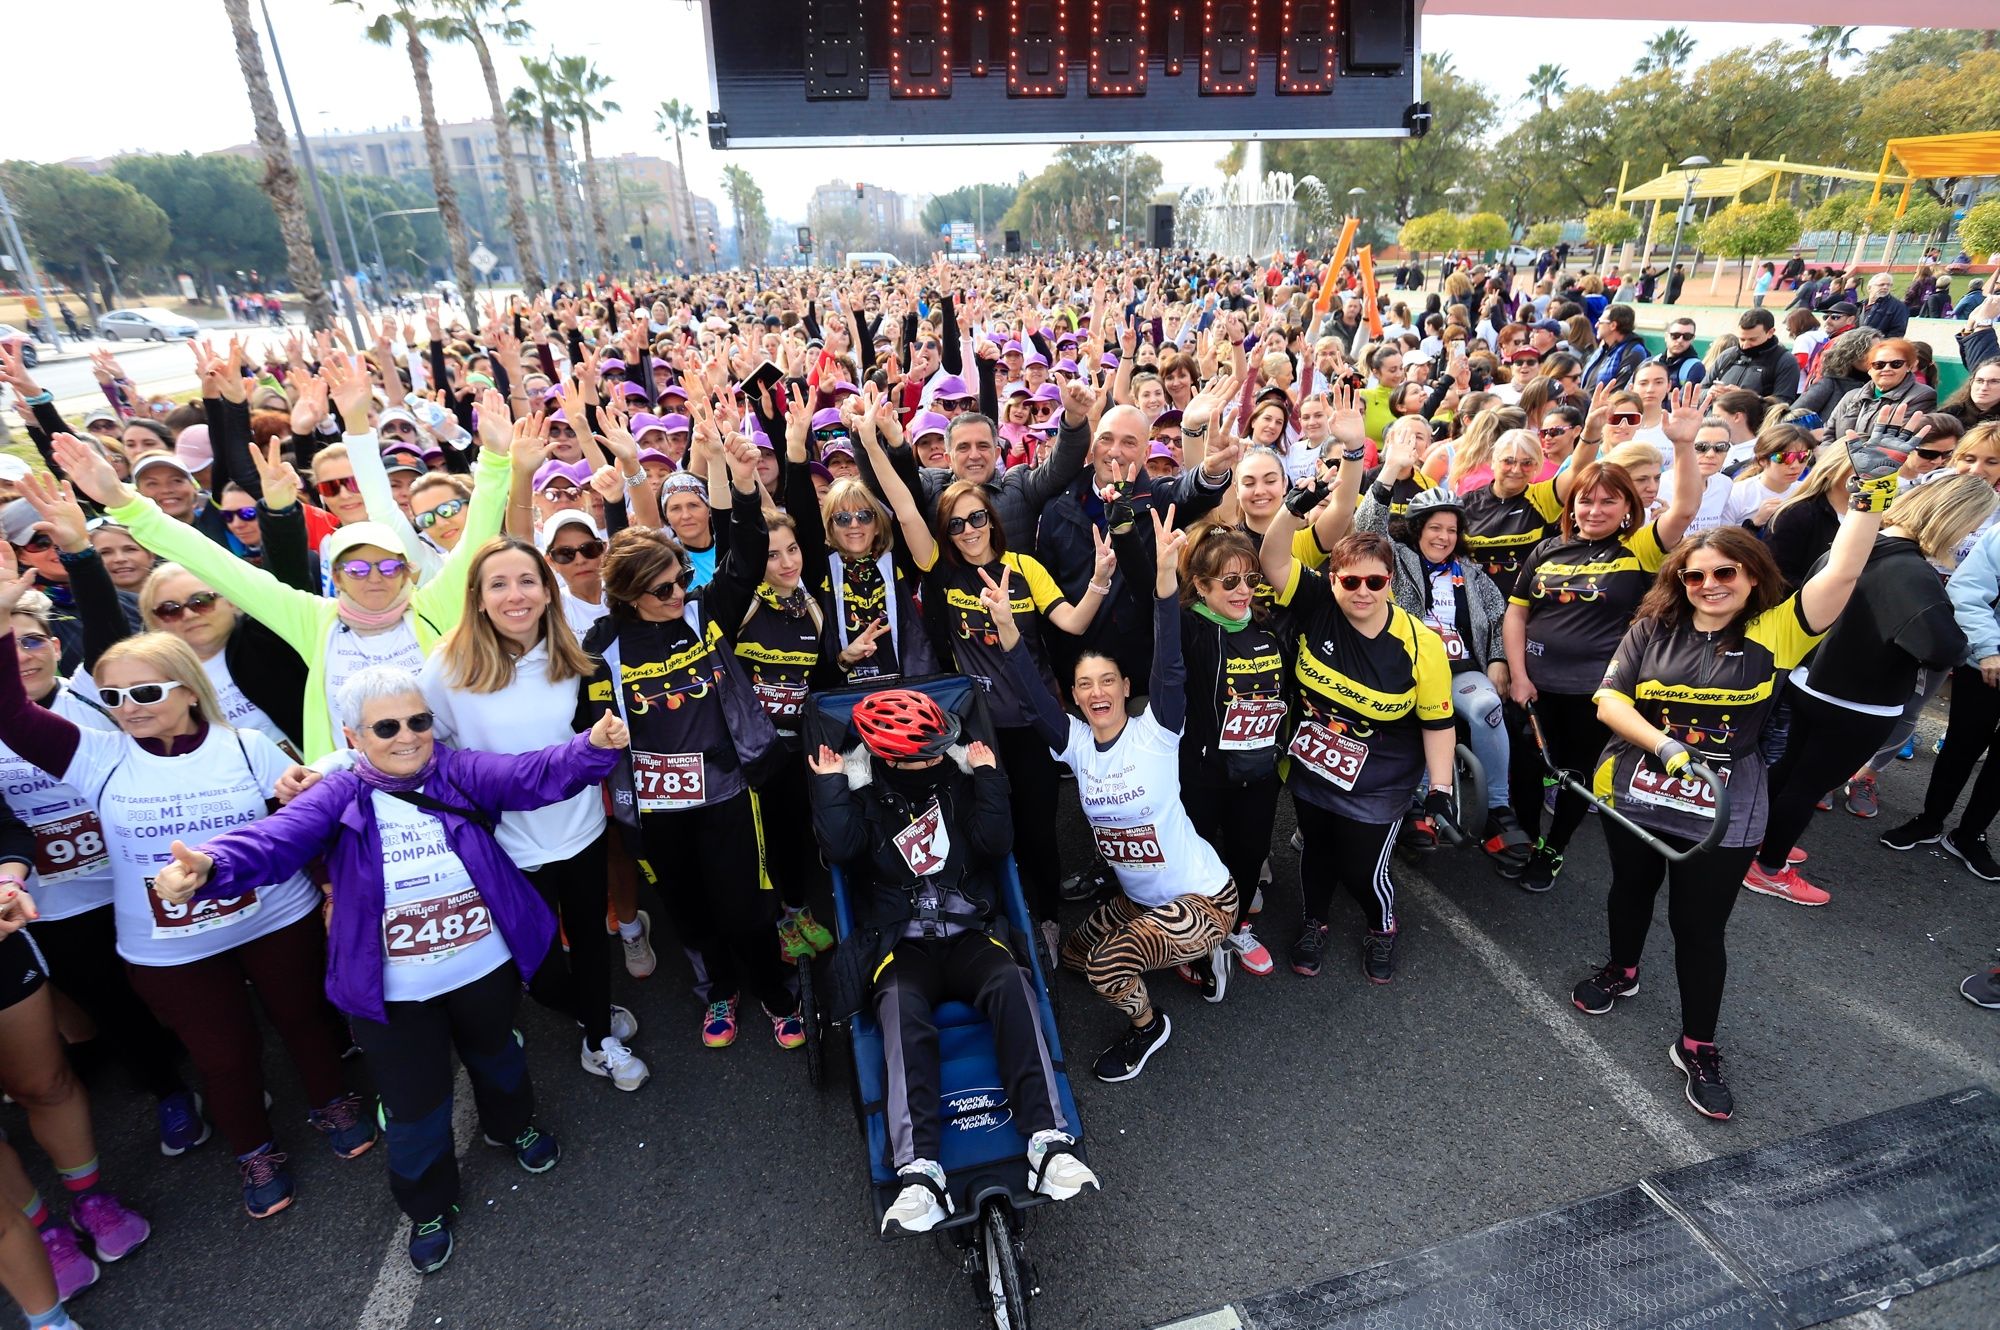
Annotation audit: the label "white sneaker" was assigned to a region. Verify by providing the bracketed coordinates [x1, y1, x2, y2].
[881, 1158, 950, 1236]
[580, 1036, 650, 1092]
[621, 910, 657, 979]
[609, 1004, 638, 1042]
[1027, 1130, 1099, 1201]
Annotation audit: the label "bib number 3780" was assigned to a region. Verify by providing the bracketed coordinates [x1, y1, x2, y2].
[1288, 721, 1369, 791]
[632, 752, 705, 812]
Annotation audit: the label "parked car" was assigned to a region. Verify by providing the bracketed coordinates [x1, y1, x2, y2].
[96, 307, 200, 342]
[1499, 244, 1540, 267]
[0, 325, 41, 368]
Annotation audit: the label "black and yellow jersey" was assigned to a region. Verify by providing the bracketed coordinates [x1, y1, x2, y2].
[1273, 560, 1454, 823]
[919, 549, 1067, 728]
[731, 586, 829, 739]
[1511, 522, 1669, 694]
[1591, 595, 1823, 847]
[1361, 465, 1438, 526]
[1239, 520, 1328, 626]
[1462, 479, 1565, 600]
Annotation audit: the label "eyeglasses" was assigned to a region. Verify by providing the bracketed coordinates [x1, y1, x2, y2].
[316, 475, 359, 497]
[1678, 564, 1742, 588]
[642, 567, 694, 600]
[337, 557, 408, 580]
[1497, 456, 1538, 469]
[152, 591, 221, 622]
[1693, 442, 1731, 455]
[945, 509, 992, 536]
[9, 533, 52, 554]
[99, 680, 186, 708]
[1608, 412, 1641, 426]
[413, 497, 468, 530]
[1336, 574, 1391, 591]
[1538, 424, 1574, 438]
[547, 538, 606, 565]
[937, 396, 978, 413]
[541, 483, 582, 501]
[1776, 450, 1811, 465]
[830, 509, 877, 529]
[1871, 359, 1907, 371]
[1913, 446, 1954, 462]
[1205, 571, 1264, 591]
[14, 634, 52, 653]
[366, 712, 434, 740]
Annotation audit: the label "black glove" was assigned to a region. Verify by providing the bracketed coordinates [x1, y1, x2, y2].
[1653, 738, 1691, 776]
[1423, 787, 1456, 822]
[1284, 478, 1330, 518]
[1846, 417, 1915, 485]
[1097, 479, 1139, 533]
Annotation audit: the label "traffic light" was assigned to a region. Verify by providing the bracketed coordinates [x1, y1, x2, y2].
[855, 182, 865, 200]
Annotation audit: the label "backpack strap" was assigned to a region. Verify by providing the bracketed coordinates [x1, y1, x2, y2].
[387, 787, 496, 834]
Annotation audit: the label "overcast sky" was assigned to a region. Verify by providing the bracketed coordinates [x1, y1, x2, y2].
[11, 4, 1897, 225]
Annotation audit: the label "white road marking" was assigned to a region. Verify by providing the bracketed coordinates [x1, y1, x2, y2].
[356, 1067, 475, 1330]
[1805, 982, 1997, 1084]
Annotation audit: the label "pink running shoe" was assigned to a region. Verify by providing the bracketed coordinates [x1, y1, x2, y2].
[39, 1224, 99, 1300]
[72, 1192, 150, 1262]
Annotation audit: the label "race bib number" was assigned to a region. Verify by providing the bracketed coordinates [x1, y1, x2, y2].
[383, 888, 494, 964]
[1426, 618, 1468, 661]
[31, 811, 107, 885]
[892, 799, 953, 876]
[1091, 822, 1166, 870]
[1288, 721, 1370, 791]
[1218, 697, 1286, 751]
[632, 752, 705, 812]
[752, 680, 810, 722]
[1626, 763, 1725, 818]
[145, 877, 260, 941]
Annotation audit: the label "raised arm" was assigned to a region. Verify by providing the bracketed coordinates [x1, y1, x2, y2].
[852, 394, 937, 568]
[987, 564, 1069, 752]
[1799, 429, 1897, 633]
[16, 470, 131, 672]
[1652, 382, 1705, 548]
[0, 560, 82, 780]
[1144, 506, 1189, 734]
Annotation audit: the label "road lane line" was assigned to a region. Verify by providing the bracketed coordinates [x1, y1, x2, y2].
[1805, 982, 1996, 1084]
[356, 1068, 474, 1330]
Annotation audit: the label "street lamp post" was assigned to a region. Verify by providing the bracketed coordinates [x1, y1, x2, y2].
[318, 115, 367, 304]
[1107, 194, 1121, 252]
[0, 179, 59, 350]
[1596, 185, 1616, 271]
[259, 0, 360, 339]
[1662, 155, 1709, 306]
[365, 207, 441, 292]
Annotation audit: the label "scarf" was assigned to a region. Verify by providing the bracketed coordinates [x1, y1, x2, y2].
[335, 584, 415, 631]
[353, 748, 439, 793]
[1191, 602, 1252, 631]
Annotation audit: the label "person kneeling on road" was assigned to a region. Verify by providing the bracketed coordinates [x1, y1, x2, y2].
[808, 689, 1096, 1238]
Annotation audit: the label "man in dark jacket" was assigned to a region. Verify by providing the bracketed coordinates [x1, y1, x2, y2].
[808, 690, 1095, 1238]
[1658, 317, 1708, 387]
[1581, 304, 1647, 391]
[1860, 272, 1909, 339]
[1709, 308, 1801, 402]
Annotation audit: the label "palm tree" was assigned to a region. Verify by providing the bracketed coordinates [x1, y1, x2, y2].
[1525, 63, 1568, 112]
[429, 0, 544, 293]
[221, 0, 333, 328]
[340, 0, 478, 304]
[1635, 27, 1696, 75]
[1805, 25, 1860, 71]
[503, 86, 557, 280]
[519, 56, 578, 283]
[720, 164, 767, 268]
[556, 54, 618, 276]
[654, 99, 702, 265]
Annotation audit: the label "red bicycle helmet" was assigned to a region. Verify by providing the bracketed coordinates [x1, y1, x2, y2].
[851, 689, 962, 761]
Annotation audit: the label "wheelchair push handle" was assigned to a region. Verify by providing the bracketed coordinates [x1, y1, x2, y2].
[1520, 703, 1732, 864]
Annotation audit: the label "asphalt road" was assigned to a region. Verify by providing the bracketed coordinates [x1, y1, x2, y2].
[17, 710, 1998, 1330]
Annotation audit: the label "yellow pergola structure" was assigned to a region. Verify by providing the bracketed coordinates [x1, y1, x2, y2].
[1871, 131, 2000, 218]
[1617, 157, 1910, 208]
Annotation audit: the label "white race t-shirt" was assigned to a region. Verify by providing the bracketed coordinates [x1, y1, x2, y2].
[1718, 474, 1800, 529]
[372, 791, 510, 1002]
[1054, 710, 1228, 908]
[201, 651, 294, 760]
[59, 725, 319, 966]
[323, 619, 424, 732]
[0, 686, 119, 921]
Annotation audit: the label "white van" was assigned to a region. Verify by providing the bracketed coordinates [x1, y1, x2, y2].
[845, 252, 903, 271]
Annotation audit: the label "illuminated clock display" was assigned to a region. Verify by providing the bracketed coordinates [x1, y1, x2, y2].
[1278, 0, 1336, 94]
[1008, 0, 1070, 96]
[1199, 0, 1257, 95]
[1088, 0, 1148, 96]
[888, 0, 953, 97]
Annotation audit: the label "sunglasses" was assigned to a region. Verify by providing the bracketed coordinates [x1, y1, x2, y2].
[1913, 446, 1954, 462]
[366, 712, 434, 740]
[547, 538, 606, 565]
[1678, 564, 1742, 588]
[1775, 450, 1811, 465]
[10, 533, 52, 554]
[1538, 425, 1573, 438]
[937, 397, 979, 413]
[1693, 442, 1731, 455]
[541, 484, 583, 501]
[338, 557, 408, 580]
[830, 509, 877, 528]
[316, 475, 360, 497]
[643, 567, 694, 600]
[1336, 574, 1391, 591]
[1608, 412, 1642, 426]
[1871, 359, 1907, 371]
[99, 680, 186, 708]
[152, 591, 221, 622]
[413, 497, 468, 530]
[14, 634, 52, 653]
[1667, 331, 1695, 341]
[1205, 571, 1264, 591]
[812, 426, 852, 443]
[547, 424, 578, 439]
[945, 509, 992, 536]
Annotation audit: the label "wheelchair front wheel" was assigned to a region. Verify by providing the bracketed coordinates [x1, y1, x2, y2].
[798, 955, 825, 1088]
[980, 1199, 1032, 1330]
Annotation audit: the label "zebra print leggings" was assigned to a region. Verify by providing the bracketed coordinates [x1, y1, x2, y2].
[1060, 880, 1237, 1027]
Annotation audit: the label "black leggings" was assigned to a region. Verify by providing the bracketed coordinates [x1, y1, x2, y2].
[640, 792, 796, 1017]
[1923, 666, 2000, 835]
[995, 725, 1062, 924]
[1293, 796, 1401, 933]
[1514, 691, 1604, 853]
[1604, 820, 1758, 1045]
[523, 833, 614, 1050]
[1181, 771, 1281, 930]
[1759, 689, 1897, 872]
[27, 906, 184, 1099]
[755, 754, 819, 911]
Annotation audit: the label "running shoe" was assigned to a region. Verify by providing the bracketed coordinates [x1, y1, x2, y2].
[70, 1194, 148, 1262]
[793, 906, 834, 954]
[156, 1090, 210, 1157]
[702, 997, 739, 1048]
[1897, 735, 1917, 761]
[1060, 862, 1111, 902]
[1814, 791, 1835, 812]
[1249, 883, 1266, 916]
[881, 1159, 950, 1236]
[1517, 844, 1565, 894]
[580, 1036, 650, 1091]
[776, 915, 815, 963]
[307, 1093, 378, 1159]
[1843, 773, 1880, 818]
[1934, 731, 1947, 755]
[238, 1147, 294, 1220]
[620, 909, 657, 979]
[1092, 1013, 1171, 1083]
[1881, 818, 1945, 851]
[1027, 1131, 1099, 1201]
[1787, 846, 1808, 866]
[1289, 919, 1329, 977]
[38, 1225, 98, 1301]
[1668, 1040, 1733, 1121]
[1361, 929, 1398, 985]
[483, 1125, 559, 1174]
[767, 1006, 807, 1050]
[1173, 945, 1229, 1003]
[1227, 923, 1275, 975]
[609, 1004, 638, 1042]
[1742, 862, 1830, 907]
[408, 1208, 455, 1275]
[1289, 829, 1304, 853]
[1944, 828, 2000, 881]
[1960, 965, 2000, 1009]
[1571, 962, 1639, 1014]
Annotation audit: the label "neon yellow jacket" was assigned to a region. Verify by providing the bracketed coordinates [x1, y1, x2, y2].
[109, 445, 512, 760]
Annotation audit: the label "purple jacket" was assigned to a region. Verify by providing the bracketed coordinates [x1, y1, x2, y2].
[193, 735, 619, 1022]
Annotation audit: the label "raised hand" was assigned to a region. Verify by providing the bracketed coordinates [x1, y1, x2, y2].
[976, 564, 1018, 643]
[290, 373, 329, 436]
[13, 470, 90, 552]
[589, 465, 626, 505]
[837, 617, 890, 668]
[510, 411, 553, 477]
[476, 388, 514, 455]
[1151, 502, 1186, 580]
[48, 434, 132, 509]
[1060, 378, 1096, 428]
[807, 743, 845, 776]
[596, 400, 637, 464]
[0, 545, 35, 617]
[152, 840, 213, 905]
[1662, 382, 1703, 447]
[1326, 381, 1366, 451]
[722, 432, 761, 491]
[1090, 522, 1117, 585]
[965, 740, 996, 769]
[322, 352, 373, 429]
